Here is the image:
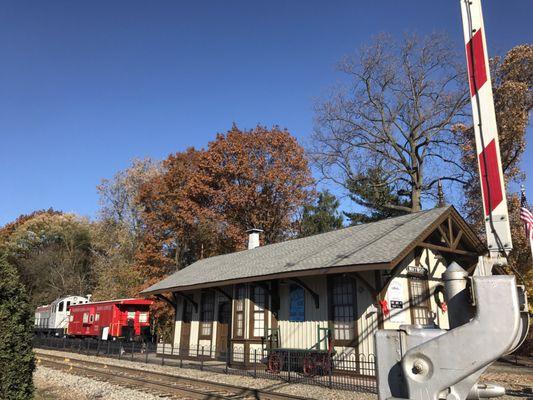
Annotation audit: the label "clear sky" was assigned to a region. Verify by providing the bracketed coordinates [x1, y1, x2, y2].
[1, 1, 531, 226]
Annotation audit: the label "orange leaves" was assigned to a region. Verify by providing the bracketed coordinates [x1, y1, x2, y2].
[197, 125, 314, 245]
[134, 125, 314, 291]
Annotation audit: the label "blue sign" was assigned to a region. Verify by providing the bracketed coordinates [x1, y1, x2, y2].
[289, 285, 305, 322]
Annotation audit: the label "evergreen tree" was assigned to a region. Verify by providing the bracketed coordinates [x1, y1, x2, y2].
[344, 167, 411, 225]
[299, 190, 344, 237]
[0, 255, 35, 400]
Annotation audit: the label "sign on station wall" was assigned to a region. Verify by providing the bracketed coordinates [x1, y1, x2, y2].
[289, 285, 305, 322]
[387, 279, 408, 324]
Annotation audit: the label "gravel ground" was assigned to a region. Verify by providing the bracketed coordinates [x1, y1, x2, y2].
[35, 348, 533, 400]
[34, 365, 165, 400]
[35, 348, 376, 400]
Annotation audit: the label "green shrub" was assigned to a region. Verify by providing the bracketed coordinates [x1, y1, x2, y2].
[0, 256, 35, 400]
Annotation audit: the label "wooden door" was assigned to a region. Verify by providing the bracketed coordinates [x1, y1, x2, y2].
[216, 301, 231, 356]
[180, 301, 193, 353]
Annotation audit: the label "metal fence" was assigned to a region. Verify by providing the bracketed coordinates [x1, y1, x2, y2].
[33, 336, 377, 393]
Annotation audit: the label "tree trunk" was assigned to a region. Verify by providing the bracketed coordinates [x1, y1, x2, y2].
[411, 189, 422, 212]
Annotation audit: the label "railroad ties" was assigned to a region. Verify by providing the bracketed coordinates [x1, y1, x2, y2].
[36, 352, 306, 400]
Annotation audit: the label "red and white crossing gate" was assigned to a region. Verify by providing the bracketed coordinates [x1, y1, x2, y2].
[460, 0, 512, 258]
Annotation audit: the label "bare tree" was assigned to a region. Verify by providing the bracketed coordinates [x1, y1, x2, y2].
[92, 158, 162, 299]
[311, 33, 470, 214]
[97, 158, 162, 235]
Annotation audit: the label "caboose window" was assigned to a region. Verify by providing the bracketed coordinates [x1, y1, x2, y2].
[200, 291, 214, 338]
[95, 313, 100, 322]
[127, 311, 135, 319]
[139, 313, 148, 323]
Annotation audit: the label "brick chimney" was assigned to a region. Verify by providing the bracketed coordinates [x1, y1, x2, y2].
[246, 228, 263, 250]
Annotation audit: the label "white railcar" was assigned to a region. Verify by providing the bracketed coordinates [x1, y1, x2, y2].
[34, 295, 89, 336]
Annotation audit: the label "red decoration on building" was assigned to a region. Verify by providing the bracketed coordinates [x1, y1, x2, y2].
[379, 300, 390, 318]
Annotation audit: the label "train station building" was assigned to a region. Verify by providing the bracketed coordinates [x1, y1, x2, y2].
[141, 205, 485, 376]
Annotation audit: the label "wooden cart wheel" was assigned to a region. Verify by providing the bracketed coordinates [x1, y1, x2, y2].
[302, 355, 316, 376]
[268, 353, 282, 374]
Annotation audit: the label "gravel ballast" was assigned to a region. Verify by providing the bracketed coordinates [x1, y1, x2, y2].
[35, 348, 532, 400]
[34, 364, 165, 400]
[35, 348, 376, 400]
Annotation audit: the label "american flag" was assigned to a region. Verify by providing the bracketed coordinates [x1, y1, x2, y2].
[520, 186, 533, 260]
[521, 188, 533, 239]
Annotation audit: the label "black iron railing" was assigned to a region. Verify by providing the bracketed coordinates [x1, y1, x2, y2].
[33, 336, 376, 393]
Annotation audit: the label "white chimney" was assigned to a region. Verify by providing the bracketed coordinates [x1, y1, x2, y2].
[246, 228, 263, 250]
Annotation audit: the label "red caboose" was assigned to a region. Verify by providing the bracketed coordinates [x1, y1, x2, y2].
[67, 298, 153, 340]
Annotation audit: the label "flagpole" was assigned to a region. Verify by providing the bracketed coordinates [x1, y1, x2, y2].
[521, 185, 533, 262]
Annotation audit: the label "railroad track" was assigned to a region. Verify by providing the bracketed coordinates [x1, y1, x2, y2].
[35, 352, 307, 400]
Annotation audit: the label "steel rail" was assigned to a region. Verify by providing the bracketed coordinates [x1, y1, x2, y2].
[36, 352, 308, 400]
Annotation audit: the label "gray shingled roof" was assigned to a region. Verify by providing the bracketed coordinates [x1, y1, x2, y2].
[142, 206, 458, 294]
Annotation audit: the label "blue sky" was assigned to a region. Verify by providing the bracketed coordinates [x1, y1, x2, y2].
[1, 1, 531, 226]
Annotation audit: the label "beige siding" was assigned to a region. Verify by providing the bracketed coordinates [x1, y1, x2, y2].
[172, 297, 183, 348]
[188, 291, 200, 350]
[355, 271, 379, 357]
[384, 249, 449, 330]
[278, 276, 329, 349]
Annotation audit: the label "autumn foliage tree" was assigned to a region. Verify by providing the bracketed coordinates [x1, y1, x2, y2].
[194, 125, 314, 246]
[0, 211, 94, 308]
[137, 125, 313, 284]
[135, 126, 314, 339]
[136, 148, 207, 286]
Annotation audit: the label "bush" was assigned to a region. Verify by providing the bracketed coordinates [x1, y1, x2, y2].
[0, 256, 35, 399]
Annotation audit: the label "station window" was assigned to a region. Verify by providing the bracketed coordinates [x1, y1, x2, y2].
[199, 291, 214, 338]
[330, 277, 356, 343]
[233, 285, 246, 338]
[251, 285, 266, 338]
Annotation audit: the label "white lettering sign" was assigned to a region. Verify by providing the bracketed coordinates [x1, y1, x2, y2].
[388, 280, 408, 324]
